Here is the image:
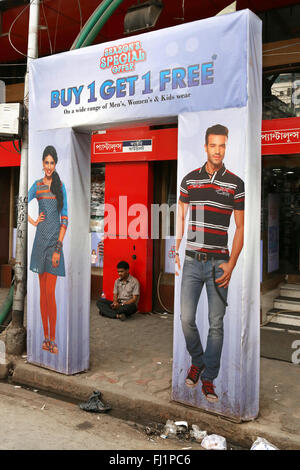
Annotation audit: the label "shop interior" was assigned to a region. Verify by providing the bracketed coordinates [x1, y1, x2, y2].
[262, 154, 300, 289]
[90, 127, 178, 314]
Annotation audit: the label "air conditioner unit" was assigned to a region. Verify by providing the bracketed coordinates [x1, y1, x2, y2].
[0, 103, 22, 136]
[124, 0, 163, 34]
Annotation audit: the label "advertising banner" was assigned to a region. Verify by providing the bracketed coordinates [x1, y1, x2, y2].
[91, 232, 104, 268]
[164, 237, 176, 274]
[173, 108, 250, 419]
[29, 12, 249, 132]
[27, 128, 90, 374]
[28, 9, 261, 417]
[172, 12, 261, 420]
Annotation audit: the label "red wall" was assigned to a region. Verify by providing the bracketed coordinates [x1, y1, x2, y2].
[103, 162, 154, 313]
[0, 141, 21, 167]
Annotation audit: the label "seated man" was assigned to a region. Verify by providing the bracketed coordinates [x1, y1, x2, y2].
[96, 261, 140, 321]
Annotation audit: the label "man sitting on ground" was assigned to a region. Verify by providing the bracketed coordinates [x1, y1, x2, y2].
[96, 261, 140, 321]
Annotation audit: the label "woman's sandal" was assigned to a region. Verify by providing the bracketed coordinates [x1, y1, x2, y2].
[42, 338, 50, 351]
[49, 341, 58, 354]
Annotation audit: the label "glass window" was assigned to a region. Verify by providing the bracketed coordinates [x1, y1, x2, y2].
[263, 72, 300, 120]
[90, 164, 105, 272]
[90, 164, 105, 233]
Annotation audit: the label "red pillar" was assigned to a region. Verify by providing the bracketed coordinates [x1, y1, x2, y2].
[103, 162, 153, 313]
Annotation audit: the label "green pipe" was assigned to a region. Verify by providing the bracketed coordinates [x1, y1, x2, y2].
[79, 0, 125, 49]
[0, 284, 14, 326]
[70, 0, 115, 50]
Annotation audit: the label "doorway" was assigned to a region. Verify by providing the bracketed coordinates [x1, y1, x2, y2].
[262, 154, 300, 285]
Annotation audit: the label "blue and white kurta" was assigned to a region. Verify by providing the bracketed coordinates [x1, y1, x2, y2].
[28, 179, 68, 276]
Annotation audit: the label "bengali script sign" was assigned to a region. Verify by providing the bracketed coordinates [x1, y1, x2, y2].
[261, 128, 300, 145]
[94, 140, 152, 154]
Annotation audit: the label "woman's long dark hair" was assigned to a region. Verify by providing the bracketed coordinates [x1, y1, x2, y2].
[42, 145, 63, 213]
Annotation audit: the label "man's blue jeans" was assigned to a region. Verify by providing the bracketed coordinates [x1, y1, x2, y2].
[180, 254, 228, 381]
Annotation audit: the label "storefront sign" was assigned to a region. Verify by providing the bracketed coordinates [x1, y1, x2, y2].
[262, 129, 300, 144]
[262, 118, 300, 155]
[94, 139, 152, 154]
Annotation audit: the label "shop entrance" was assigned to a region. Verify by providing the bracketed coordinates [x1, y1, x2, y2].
[152, 159, 177, 314]
[261, 153, 300, 363]
[91, 125, 178, 313]
[262, 154, 300, 285]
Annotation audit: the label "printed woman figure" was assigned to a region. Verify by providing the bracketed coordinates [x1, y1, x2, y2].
[28, 145, 68, 354]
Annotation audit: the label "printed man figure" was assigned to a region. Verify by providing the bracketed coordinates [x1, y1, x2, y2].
[175, 124, 244, 403]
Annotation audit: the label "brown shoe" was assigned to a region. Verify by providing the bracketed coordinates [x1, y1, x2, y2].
[117, 313, 126, 321]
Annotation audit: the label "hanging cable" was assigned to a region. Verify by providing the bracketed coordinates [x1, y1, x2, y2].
[70, 0, 115, 50]
[77, 0, 83, 31]
[156, 272, 173, 314]
[41, 0, 53, 55]
[13, 138, 21, 154]
[53, 0, 62, 53]
[0, 142, 19, 154]
[8, 0, 37, 59]
[0, 77, 25, 79]
[79, 0, 125, 49]
[0, 63, 27, 66]
[264, 41, 300, 53]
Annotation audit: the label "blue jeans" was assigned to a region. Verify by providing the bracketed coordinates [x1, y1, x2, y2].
[180, 255, 228, 381]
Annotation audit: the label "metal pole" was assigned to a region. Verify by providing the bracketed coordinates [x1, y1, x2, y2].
[6, 0, 40, 355]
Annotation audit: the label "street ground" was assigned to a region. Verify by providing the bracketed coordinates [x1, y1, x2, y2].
[1, 288, 300, 450]
[0, 381, 205, 451]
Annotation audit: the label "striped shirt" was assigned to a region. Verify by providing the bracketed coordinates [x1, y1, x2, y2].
[179, 164, 244, 258]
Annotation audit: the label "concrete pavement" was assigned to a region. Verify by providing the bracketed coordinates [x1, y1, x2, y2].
[0, 288, 300, 450]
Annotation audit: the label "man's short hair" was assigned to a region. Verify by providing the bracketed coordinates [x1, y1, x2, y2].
[205, 124, 229, 145]
[117, 261, 130, 270]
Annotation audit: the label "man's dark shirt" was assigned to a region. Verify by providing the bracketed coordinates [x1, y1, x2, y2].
[179, 163, 244, 257]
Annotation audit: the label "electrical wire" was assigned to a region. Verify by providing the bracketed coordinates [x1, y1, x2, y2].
[8, 0, 38, 59]
[0, 63, 27, 66]
[263, 52, 300, 56]
[53, 0, 62, 53]
[175, 0, 185, 20]
[77, 0, 83, 31]
[259, 308, 296, 327]
[12, 138, 21, 154]
[0, 142, 19, 154]
[264, 41, 300, 53]
[41, 0, 53, 55]
[156, 272, 173, 314]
